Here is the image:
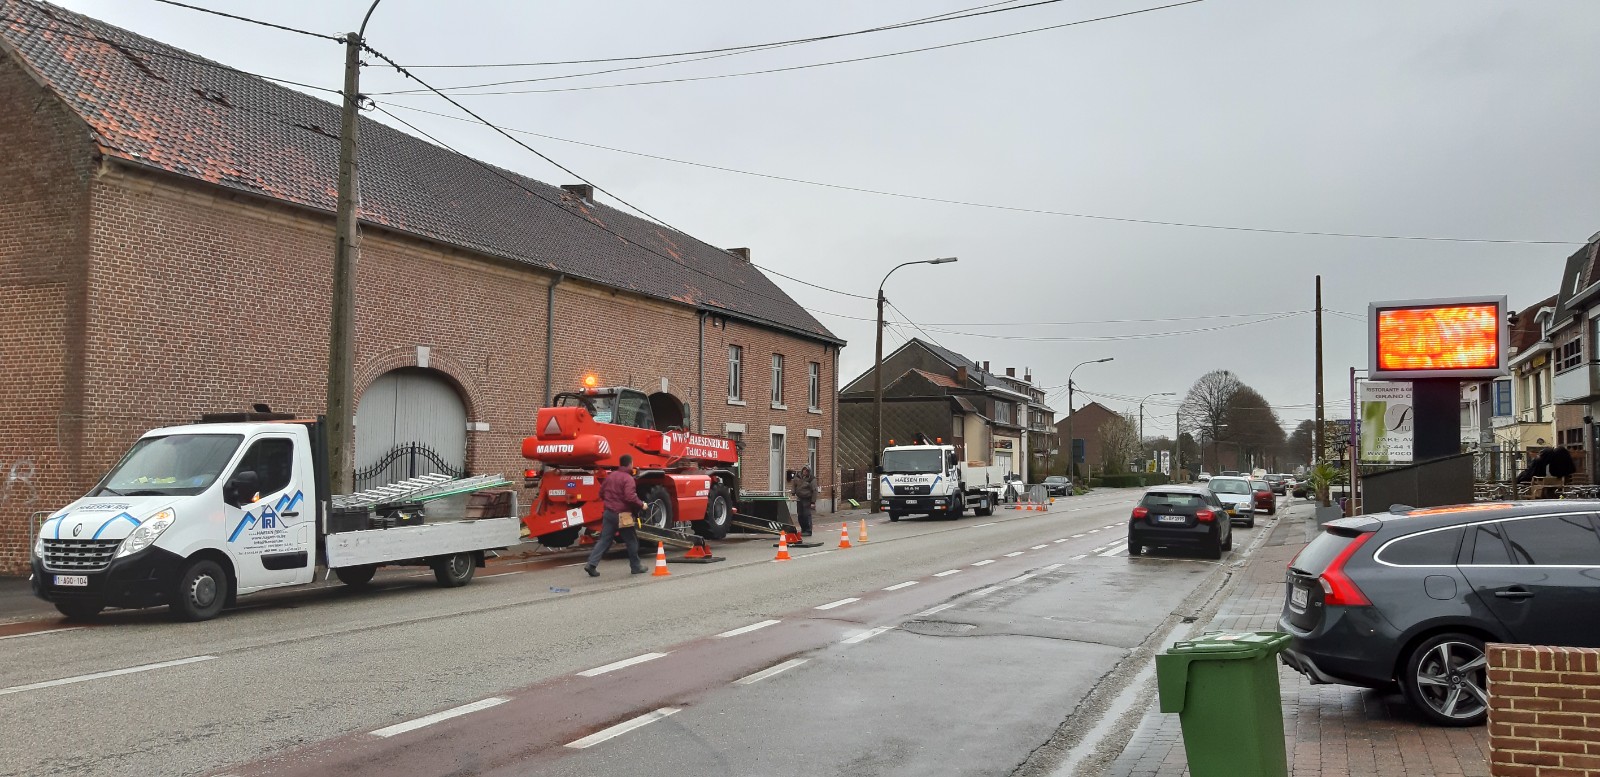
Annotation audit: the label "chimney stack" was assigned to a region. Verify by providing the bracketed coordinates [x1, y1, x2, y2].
[561, 183, 594, 202]
[727, 247, 751, 262]
[956, 366, 968, 384]
[982, 361, 990, 373]
[1006, 367, 1016, 378]
[1024, 368, 1033, 383]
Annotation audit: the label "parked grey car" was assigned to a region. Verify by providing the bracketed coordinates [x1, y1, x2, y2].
[1279, 503, 1600, 726]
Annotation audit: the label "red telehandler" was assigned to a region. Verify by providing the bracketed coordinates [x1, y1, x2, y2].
[520, 382, 747, 551]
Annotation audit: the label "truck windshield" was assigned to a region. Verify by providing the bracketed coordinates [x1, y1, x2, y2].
[882, 449, 943, 474]
[97, 434, 244, 497]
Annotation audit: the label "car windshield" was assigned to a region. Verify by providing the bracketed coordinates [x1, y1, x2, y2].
[882, 449, 944, 474]
[97, 434, 243, 497]
[1046, 477, 1068, 484]
[1209, 479, 1251, 495]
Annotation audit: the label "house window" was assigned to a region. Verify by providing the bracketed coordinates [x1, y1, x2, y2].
[728, 431, 743, 454]
[995, 401, 1011, 425]
[771, 354, 785, 405]
[1493, 380, 1512, 417]
[1556, 338, 1582, 373]
[728, 345, 742, 401]
[807, 435, 819, 474]
[808, 362, 821, 411]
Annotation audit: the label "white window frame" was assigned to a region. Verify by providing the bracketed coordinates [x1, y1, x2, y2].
[807, 433, 820, 474]
[728, 345, 744, 404]
[771, 354, 786, 409]
[808, 361, 821, 412]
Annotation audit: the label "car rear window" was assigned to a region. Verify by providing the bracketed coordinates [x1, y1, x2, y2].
[1290, 530, 1362, 575]
[1468, 523, 1511, 565]
[1142, 492, 1205, 509]
[1502, 514, 1600, 565]
[1252, 481, 1269, 491]
[1376, 527, 1464, 566]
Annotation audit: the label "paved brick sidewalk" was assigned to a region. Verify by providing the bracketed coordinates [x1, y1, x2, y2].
[1103, 507, 1492, 777]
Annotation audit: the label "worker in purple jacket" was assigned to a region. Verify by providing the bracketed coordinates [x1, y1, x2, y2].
[585, 454, 647, 577]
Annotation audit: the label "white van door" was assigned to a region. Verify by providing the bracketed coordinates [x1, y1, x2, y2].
[222, 435, 314, 591]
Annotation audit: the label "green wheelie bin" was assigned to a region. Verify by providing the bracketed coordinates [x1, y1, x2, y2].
[1155, 631, 1291, 777]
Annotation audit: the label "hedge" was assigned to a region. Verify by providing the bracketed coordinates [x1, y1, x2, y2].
[1088, 473, 1172, 488]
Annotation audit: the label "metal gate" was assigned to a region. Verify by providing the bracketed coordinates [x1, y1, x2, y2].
[354, 443, 466, 492]
[355, 368, 466, 489]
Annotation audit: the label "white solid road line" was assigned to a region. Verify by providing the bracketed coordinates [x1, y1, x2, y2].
[577, 653, 669, 677]
[842, 625, 895, 645]
[481, 570, 526, 578]
[1009, 573, 1036, 583]
[1031, 544, 1049, 550]
[1097, 545, 1127, 557]
[815, 597, 861, 610]
[0, 627, 85, 641]
[371, 697, 510, 738]
[1042, 563, 1065, 571]
[969, 586, 1002, 598]
[1069, 554, 1087, 561]
[1004, 551, 1025, 557]
[884, 581, 919, 591]
[564, 708, 681, 748]
[559, 562, 587, 568]
[735, 658, 809, 685]
[933, 569, 962, 577]
[0, 655, 216, 697]
[915, 603, 958, 617]
[971, 559, 996, 567]
[714, 620, 781, 639]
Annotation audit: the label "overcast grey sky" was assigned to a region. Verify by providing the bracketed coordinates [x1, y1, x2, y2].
[47, 0, 1600, 430]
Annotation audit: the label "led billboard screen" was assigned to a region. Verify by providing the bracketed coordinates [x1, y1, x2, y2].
[1368, 296, 1507, 380]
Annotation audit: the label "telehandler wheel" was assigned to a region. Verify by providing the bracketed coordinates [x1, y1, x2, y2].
[539, 526, 581, 548]
[55, 600, 105, 620]
[335, 564, 377, 587]
[694, 483, 732, 540]
[641, 485, 674, 530]
[432, 552, 476, 588]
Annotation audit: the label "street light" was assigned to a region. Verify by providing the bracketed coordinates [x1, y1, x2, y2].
[872, 257, 958, 512]
[1064, 357, 1114, 481]
[1139, 392, 1176, 473]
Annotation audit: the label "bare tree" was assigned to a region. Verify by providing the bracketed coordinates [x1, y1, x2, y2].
[1288, 420, 1315, 467]
[1180, 370, 1242, 469]
[1227, 386, 1286, 470]
[1099, 412, 1141, 474]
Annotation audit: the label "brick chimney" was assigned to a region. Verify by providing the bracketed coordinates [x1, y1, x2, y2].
[1006, 367, 1016, 378]
[982, 361, 990, 373]
[561, 183, 594, 202]
[1025, 368, 1033, 383]
[956, 366, 968, 384]
[727, 247, 751, 262]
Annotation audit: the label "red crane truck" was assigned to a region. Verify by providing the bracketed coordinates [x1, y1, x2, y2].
[520, 383, 744, 550]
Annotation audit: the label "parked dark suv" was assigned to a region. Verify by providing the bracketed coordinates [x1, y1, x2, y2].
[1128, 486, 1233, 560]
[1280, 503, 1600, 726]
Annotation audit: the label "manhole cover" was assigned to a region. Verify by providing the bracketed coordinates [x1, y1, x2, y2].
[900, 620, 978, 636]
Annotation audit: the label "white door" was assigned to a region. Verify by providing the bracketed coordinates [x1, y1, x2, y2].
[770, 432, 786, 492]
[222, 435, 313, 590]
[995, 451, 1013, 476]
[355, 368, 467, 488]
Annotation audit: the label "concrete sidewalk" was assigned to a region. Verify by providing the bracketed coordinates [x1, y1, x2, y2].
[1102, 504, 1492, 777]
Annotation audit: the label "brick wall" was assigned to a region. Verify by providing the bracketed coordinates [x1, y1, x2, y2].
[0, 116, 839, 572]
[1488, 643, 1600, 776]
[0, 55, 93, 573]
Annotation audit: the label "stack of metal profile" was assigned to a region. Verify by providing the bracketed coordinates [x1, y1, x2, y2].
[332, 473, 510, 511]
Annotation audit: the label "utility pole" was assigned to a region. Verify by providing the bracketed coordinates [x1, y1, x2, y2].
[1174, 406, 1182, 480]
[326, 31, 362, 495]
[872, 258, 957, 512]
[1314, 275, 1325, 465]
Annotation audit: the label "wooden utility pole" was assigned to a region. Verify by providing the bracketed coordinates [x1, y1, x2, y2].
[1314, 275, 1325, 464]
[326, 32, 362, 495]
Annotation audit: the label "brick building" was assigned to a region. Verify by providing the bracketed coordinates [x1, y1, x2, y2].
[0, 2, 842, 573]
[1053, 401, 1120, 475]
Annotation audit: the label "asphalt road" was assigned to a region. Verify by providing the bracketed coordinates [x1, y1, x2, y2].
[0, 488, 1277, 777]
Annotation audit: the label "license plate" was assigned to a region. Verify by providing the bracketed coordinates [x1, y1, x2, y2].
[1156, 514, 1186, 524]
[1290, 586, 1308, 610]
[54, 575, 88, 587]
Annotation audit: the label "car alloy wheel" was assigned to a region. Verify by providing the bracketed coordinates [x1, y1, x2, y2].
[1407, 635, 1489, 726]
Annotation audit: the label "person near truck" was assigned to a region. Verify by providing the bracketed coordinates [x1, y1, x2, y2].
[789, 466, 817, 536]
[585, 454, 647, 577]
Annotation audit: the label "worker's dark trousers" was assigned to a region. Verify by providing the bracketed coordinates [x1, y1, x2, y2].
[796, 505, 813, 534]
[587, 510, 641, 569]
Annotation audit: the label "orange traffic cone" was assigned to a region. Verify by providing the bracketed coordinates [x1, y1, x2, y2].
[838, 523, 853, 549]
[858, 519, 869, 543]
[774, 533, 792, 561]
[651, 541, 671, 576]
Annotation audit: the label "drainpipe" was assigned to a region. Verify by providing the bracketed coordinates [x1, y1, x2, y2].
[831, 344, 839, 513]
[697, 311, 706, 433]
[544, 274, 564, 405]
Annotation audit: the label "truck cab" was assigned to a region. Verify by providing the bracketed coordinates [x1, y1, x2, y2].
[877, 439, 1000, 521]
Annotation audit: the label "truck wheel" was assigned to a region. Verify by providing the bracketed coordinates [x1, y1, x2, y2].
[694, 483, 732, 540]
[539, 526, 581, 548]
[947, 497, 964, 520]
[55, 600, 104, 620]
[975, 497, 994, 517]
[641, 485, 674, 530]
[171, 558, 228, 621]
[335, 565, 377, 587]
[432, 552, 476, 588]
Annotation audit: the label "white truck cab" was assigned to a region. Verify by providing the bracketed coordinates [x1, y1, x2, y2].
[31, 416, 519, 621]
[878, 437, 1004, 521]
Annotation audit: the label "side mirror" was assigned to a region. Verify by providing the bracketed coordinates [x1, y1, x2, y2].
[224, 470, 260, 507]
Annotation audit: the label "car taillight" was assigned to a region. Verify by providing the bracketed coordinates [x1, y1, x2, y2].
[1319, 533, 1374, 607]
[1132, 506, 1149, 520]
[1194, 509, 1214, 523]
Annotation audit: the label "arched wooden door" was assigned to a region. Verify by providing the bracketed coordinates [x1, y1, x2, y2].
[354, 368, 467, 490]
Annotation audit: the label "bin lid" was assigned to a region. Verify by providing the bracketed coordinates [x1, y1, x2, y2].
[1155, 631, 1290, 713]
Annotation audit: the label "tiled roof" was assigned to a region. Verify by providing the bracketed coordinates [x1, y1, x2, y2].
[909, 368, 961, 389]
[0, 0, 838, 343]
[1510, 294, 1557, 353]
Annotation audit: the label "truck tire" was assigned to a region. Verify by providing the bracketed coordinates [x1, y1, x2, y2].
[641, 484, 674, 530]
[539, 526, 581, 548]
[432, 552, 476, 587]
[946, 498, 964, 520]
[335, 565, 377, 587]
[975, 496, 994, 517]
[170, 558, 228, 621]
[694, 483, 732, 540]
[55, 600, 104, 620]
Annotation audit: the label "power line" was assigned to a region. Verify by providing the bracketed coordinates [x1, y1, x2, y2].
[380, 0, 1054, 93]
[375, 101, 1582, 247]
[903, 311, 1306, 342]
[887, 300, 952, 351]
[141, 0, 343, 42]
[399, 0, 1032, 69]
[390, 0, 1208, 97]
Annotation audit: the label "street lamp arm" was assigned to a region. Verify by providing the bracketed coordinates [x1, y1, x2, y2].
[878, 257, 958, 296]
[358, 0, 385, 37]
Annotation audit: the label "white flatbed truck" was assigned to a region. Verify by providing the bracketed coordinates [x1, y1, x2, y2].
[877, 439, 1007, 520]
[29, 412, 520, 621]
